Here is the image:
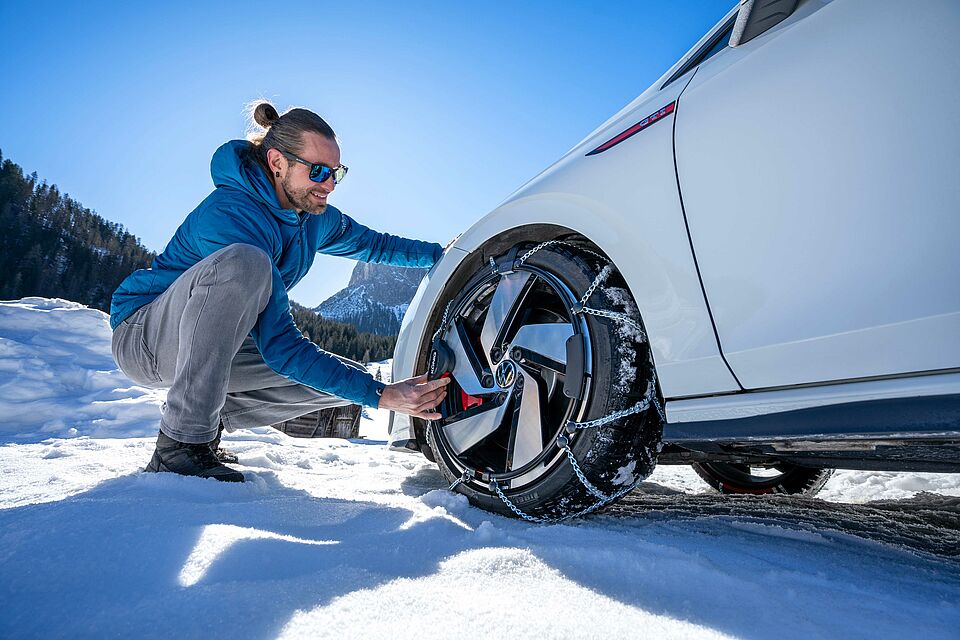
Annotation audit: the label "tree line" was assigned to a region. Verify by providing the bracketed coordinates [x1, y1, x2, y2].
[290, 302, 395, 363]
[0, 150, 157, 311]
[0, 149, 396, 361]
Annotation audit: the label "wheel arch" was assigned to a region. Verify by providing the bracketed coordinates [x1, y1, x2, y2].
[390, 197, 737, 453]
[440, 194, 739, 399]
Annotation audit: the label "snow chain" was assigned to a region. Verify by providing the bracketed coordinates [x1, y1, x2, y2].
[431, 299, 455, 342]
[446, 239, 666, 524]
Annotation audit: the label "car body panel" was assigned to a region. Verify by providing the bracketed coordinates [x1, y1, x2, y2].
[389, 0, 960, 453]
[666, 370, 960, 424]
[674, 0, 960, 388]
[424, 73, 744, 398]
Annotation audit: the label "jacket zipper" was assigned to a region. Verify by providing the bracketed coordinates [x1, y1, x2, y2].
[298, 215, 307, 281]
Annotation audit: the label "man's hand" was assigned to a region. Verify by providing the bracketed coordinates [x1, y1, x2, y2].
[378, 374, 451, 420]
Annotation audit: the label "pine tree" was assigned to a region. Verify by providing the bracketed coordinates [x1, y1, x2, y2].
[0, 150, 155, 312]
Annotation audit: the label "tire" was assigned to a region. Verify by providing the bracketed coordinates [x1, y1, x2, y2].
[425, 241, 663, 520]
[691, 461, 834, 496]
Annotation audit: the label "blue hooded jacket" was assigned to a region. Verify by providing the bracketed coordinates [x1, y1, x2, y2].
[110, 140, 442, 408]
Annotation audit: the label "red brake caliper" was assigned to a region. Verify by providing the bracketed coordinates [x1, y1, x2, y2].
[461, 389, 484, 410]
[440, 372, 484, 410]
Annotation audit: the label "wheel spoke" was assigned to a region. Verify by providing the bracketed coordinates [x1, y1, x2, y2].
[442, 394, 513, 455]
[506, 369, 545, 471]
[510, 323, 573, 370]
[479, 271, 534, 366]
[445, 319, 490, 396]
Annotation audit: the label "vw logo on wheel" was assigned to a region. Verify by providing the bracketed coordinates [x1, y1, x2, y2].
[494, 360, 517, 388]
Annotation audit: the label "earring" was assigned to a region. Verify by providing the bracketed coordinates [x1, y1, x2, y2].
[275, 171, 280, 178]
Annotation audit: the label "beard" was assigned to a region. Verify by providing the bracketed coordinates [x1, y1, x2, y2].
[281, 175, 327, 215]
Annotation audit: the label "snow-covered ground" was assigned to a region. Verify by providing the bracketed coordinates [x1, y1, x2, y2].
[1, 298, 958, 639]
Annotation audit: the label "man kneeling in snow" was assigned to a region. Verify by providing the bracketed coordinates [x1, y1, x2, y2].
[109, 101, 450, 482]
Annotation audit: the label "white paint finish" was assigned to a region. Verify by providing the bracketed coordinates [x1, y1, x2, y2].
[728, 312, 960, 389]
[666, 371, 960, 424]
[388, 5, 754, 421]
[391, 0, 959, 447]
[450, 87, 742, 398]
[674, 0, 960, 388]
[657, 354, 745, 398]
[393, 81, 742, 401]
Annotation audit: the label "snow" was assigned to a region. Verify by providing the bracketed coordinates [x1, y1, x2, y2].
[1, 298, 959, 639]
[602, 285, 644, 393]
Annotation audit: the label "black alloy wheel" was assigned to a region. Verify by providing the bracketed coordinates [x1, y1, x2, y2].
[425, 241, 663, 519]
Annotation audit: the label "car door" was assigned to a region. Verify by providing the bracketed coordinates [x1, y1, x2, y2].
[673, 0, 960, 389]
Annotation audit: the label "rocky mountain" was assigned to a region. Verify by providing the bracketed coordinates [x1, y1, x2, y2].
[315, 262, 429, 336]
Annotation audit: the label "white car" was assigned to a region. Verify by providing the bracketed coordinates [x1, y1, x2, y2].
[388, 0, 960, 520]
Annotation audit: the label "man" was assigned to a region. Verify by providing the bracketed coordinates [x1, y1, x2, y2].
[110, 102, 450, 483]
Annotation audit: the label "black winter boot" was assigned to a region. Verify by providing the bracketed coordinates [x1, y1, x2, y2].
[210, 420, 239, 464]
[144, 430, 245, 482]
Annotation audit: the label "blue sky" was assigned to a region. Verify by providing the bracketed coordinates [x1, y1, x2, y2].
[1, 0, 732, 306]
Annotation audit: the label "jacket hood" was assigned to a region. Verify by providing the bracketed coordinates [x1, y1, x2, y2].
[210, 140, 301, 225]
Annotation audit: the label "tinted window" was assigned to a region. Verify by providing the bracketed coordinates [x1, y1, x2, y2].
[661, 18, 735, 90]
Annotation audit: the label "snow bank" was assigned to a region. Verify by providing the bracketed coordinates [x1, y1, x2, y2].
[0, 298, 163, 440]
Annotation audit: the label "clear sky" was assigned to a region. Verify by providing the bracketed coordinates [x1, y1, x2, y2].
[0, 0, 733, 307]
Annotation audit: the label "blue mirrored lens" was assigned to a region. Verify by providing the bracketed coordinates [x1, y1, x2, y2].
[310, 165, 332, 183]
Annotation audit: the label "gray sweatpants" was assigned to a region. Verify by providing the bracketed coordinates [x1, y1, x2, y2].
[111, 244, 357, 444]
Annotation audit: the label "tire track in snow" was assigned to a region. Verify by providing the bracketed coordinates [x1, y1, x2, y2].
[603, 488, 960, 561]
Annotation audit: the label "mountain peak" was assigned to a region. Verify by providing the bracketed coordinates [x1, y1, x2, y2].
[316, 262, 428, 335]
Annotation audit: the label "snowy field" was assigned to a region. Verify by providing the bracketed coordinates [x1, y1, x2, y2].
[1, 298, 958, 639]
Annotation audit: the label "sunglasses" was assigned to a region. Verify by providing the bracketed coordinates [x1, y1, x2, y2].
[279, 149, 348, 184]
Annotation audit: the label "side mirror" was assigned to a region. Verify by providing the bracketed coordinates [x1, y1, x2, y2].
[729, 0, 799, 47]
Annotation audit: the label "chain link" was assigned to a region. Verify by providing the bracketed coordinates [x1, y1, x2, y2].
[464, 361, 663, 525]
[431, 300, 455, 342]
[565, 380, 655, 431]
[559, 436, 611, 501]
[489, 464, 651, 524]
[576, 307, 647, 341]
[515, 239, 608, 267]
[578, 264, 612, 306]
[491, 480, 552, 523]
[448, 469, 471, 492]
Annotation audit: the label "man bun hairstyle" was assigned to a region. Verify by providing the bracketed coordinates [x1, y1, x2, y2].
[252, 102, 281, 128]
[245, 100, 337, 172]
